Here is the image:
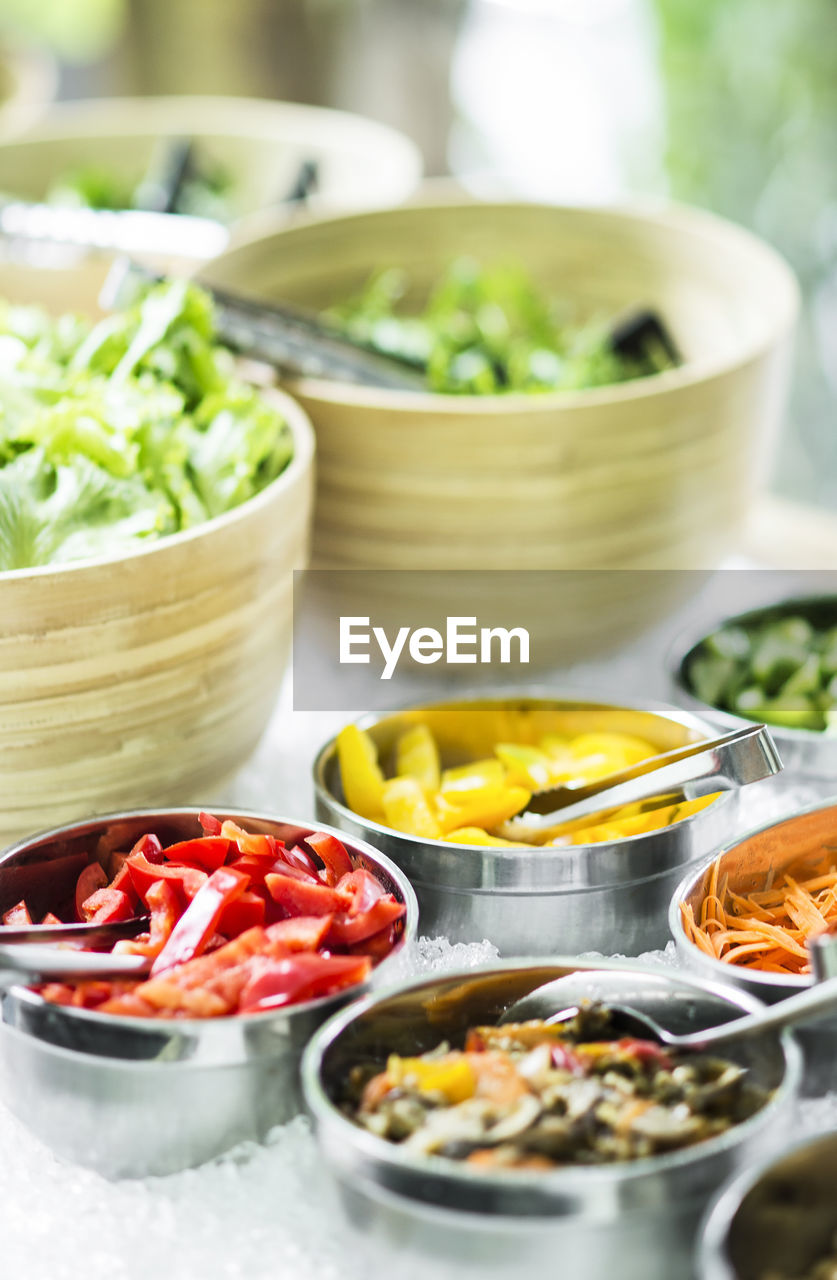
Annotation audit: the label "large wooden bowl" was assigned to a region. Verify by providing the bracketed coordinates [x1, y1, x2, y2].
[0, 95, 422, 231]
[200, 198, 799, 571]
[0, 262, 315, 848]
[0, 44, 57, 137]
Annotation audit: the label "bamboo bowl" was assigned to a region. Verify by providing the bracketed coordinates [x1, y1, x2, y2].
[0, 265, 316, 848]
[200, 197, 799, 571]
[0, 44, 57, 137]
[0, 95, 422, 233]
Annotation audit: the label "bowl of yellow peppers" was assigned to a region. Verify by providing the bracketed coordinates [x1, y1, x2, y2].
[313, 693, 734, 955]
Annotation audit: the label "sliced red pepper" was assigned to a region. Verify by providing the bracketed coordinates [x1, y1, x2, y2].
[264, 873, 349, 918]
[162, 837, 232, 873]
[336, 868, 387, 916]
[616, 1038, 674, 1071]
[130, 833, 165, 864]
[41, 912, 62, 926]
[2, 900, 32, 926]
[280, 844, 320, 878]
[238, 952, 372, 1012]
[199, 811, 223, 836]
[108, 860, 137, 899]
[305, 831, 353, 886]
[126, 853, 207, 908]
[265, 915, 333, 952]
[220, 820, 275, 860]
[74, 864, 108, 920]
[348, 924, 396, 961]
[217, 890, 266, 938]
[150, 866, 249, 976]
[82, 887, 135, 924]
[326, 896, 405, 948]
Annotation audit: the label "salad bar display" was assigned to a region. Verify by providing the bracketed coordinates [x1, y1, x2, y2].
[0, 78, 828, 1280]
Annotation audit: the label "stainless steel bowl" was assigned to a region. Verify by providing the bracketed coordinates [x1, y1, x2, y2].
[699, 1129, 837, 1279]
[669, 594, 837, 780]
[670, 797, 837, 1092]
[301, 958, 802, 1280]
[0, 808, 418, 1178]
[313, 694, 739, 956]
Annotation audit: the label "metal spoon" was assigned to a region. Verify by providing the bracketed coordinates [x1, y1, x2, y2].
[495, 723, 781, 842]
[501, 965, 837, 1052]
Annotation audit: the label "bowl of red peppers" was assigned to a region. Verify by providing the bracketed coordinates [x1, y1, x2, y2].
[0, 808, 417, 1177]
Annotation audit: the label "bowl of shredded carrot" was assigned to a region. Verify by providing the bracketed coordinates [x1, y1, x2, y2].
[670, 798, 837, 1000]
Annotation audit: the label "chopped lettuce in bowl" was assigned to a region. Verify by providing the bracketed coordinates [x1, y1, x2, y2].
[0, 280, 293, 571]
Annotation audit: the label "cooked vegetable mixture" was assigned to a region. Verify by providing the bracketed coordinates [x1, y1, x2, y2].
[325, 260, 678, 395]
[337, 721, 714, 846]
[0, 281, 293, 570]
[350, 1007, 769, 1168]
[687, 612, 837, 732]
[681, 847, 837, 976]
[1, 815, 404, 1017]
[762, 1242, 837, 1280]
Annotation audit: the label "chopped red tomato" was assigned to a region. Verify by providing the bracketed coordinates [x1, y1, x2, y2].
[2, 900, 32, 926]
[82, 888, 135, 924]
[239, 953, 372, 1012]
[217, 890, 266, 938]
[74, 864, 108, 920]
[20, 814, 403, 1019]
[163, 837, 232, 873]
[127, 854, 207, 907]
[264, 872, 348, 918]
[326, 896, 406, 947]
[337, 868, 387, 916]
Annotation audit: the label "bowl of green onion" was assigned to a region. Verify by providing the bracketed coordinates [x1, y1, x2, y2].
[200, 195, 799, 573]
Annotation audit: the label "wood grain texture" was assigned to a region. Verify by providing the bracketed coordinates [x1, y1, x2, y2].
[201, 199, 799, 572]
[0, 383, 315, 848]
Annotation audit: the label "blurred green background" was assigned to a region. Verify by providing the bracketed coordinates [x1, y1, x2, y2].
[0, 0, 834, 510]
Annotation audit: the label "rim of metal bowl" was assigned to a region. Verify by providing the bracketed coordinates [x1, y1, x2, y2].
[301, 956, 803, 1214]
[312, 689, 736, 878]
[667, 592, 837, 747]
[0, 807, 418, 1050]
[697, 1127, 837, 1280]
[668, 792, 837, 994]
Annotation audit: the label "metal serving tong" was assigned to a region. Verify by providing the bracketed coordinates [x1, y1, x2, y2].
[102, 258, 429, 390]
[495, 723, 782, 843]
[0, 916, 152, 982]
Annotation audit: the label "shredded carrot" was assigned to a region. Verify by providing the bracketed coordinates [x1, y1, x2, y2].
[680, 847, 837, 976]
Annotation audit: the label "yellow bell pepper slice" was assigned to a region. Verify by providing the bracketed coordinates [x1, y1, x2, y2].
[387, 1053, 477, 1103]
[436, 785, 531, 835]
[443, 826, 523, 847]
[382, 776, 442, 838]
[395, 724, 441, 793]
[440, 759, 506, 803]
[494, 743, 552, 789]
[336, 725, 385, 821]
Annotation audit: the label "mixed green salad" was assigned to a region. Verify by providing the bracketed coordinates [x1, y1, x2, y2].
[47, 155, 235, 223]
[325, 259, 678, 395]
[0, 280, 294, 571]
